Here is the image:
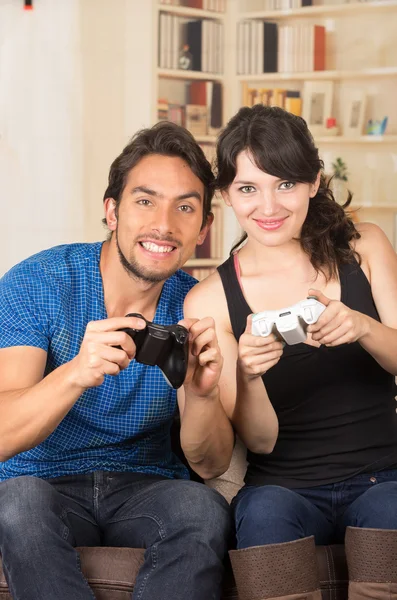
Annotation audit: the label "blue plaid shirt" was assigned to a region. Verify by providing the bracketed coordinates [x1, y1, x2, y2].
[0, 243, 197, 482]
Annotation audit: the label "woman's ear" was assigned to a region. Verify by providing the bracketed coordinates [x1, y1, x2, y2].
[310, 172, 321, 198]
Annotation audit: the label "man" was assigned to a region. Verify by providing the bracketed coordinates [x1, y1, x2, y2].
[0, 121, 234, 600]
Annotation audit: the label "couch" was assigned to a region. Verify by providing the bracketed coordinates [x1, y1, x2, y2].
[0, 439, 349, 599]
[0, 544, 348, 599]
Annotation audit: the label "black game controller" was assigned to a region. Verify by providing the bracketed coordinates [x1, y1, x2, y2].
[119, 313, 189, 389]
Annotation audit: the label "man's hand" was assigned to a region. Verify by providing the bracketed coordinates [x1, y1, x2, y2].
[237, 314, 284, 380]
[179, 317, 223, 398]
[70, 316, 146, 389]
[307, 289, 370, 346]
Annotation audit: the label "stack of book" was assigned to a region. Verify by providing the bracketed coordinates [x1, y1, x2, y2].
[237, 21, 326, 75]
[157, 81, 223, 137]
[243, 86, 302, 116]
[160, 0, 226, 10]
[158, 14, 224, 73]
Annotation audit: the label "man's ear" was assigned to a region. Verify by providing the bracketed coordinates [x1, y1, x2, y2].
[196, 212, 214, 246]
[220, 189, 231, 207]
[104, 197, 117, 231]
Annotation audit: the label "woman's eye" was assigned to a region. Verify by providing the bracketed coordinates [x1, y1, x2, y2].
[279, 181, 295, 190]
[239, 185, 255, 193]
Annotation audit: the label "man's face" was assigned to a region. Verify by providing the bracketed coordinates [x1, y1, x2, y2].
[105, 154, 211, 283]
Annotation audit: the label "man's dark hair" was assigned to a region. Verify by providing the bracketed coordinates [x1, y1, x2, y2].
[216, 104, 360, 280]
[103, 121, 215, 230]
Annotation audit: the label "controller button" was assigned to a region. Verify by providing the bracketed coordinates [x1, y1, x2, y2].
[304, 307, 313, 321]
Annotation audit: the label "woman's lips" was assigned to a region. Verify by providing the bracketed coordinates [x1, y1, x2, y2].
[255, 217, 287, 231]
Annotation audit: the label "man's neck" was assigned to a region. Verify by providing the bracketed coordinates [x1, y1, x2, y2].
[99, 239, 165, 321]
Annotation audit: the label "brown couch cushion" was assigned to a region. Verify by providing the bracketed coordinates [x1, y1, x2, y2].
[0, 544, 347, 600]
[0, 442, 349, 599]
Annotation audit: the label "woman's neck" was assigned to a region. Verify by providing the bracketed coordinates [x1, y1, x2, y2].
[237, 238, 309, 277]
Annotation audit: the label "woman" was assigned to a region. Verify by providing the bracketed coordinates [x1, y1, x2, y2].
[184, 105, 397, 600]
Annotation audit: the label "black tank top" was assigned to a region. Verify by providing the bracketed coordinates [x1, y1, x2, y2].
[218, 255, 397, 488]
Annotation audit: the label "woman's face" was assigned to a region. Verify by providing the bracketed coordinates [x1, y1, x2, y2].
[223, 150, 319, 248]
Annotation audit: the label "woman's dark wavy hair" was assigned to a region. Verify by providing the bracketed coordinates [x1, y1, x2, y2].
[102, 121, 215, 232]
[215, 104, 360, 280]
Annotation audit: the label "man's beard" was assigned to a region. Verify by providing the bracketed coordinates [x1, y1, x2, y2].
[116, 229, 181, 284]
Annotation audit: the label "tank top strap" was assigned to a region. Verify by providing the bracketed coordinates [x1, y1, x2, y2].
[217, 255, 251, 340]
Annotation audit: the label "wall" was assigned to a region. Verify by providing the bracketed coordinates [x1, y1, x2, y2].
[0, 0, 84, 275]
[0, 0, 155, 275]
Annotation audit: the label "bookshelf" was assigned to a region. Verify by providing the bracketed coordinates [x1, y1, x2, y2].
[154, 0, 230, 280]
[150, 0, 397, 260]
[237, 67, 397, 81]
[239, 0, 397, 19]
[233, 0, 397, 246]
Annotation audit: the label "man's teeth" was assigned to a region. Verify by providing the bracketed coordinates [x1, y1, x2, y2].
[141, 242, 174, 253]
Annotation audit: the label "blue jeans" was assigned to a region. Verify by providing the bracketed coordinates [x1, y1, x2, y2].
[232, 469, 397, 549]
[0, 472, 231, 600]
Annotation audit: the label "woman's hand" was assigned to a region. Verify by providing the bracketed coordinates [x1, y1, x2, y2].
[307, 289, 370, 346]
[238, 314, 284, 379]
[179, 317, 223, 398]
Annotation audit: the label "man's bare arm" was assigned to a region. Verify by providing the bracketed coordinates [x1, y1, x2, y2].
[0, 315, 145, 461]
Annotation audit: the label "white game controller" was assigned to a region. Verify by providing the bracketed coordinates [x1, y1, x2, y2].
[251, 297, 326, 345]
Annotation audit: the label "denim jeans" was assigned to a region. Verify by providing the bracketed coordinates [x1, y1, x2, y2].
[232, 469, 397, 549]
[0, 472, 231, 600]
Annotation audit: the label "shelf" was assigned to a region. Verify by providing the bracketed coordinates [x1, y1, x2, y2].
[157, 4, 225, 20]
[185, 258, 220, 267]
[158, 68, 225, 81]
[351, 204, 397, 210]
[239, 0, 397, 20]
[195, 135, 218, 143]
[315, 135, 397, 144]
[238, 66, 397, 82]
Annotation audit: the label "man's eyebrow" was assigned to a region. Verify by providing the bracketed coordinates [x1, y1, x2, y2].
[131, 186, 202, 202]
[131, 186, 160, 196]
[176, 191, 202, 202]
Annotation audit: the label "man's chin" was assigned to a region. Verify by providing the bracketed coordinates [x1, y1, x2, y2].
[116, 237, 184, 282]
[122, 257, 182, 283]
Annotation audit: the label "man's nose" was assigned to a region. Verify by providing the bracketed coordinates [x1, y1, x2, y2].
[150, 206, 176, 236]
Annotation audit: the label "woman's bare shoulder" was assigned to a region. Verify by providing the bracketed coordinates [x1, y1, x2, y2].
[353, 221, 392, 256]
[184, 269, 229, 322]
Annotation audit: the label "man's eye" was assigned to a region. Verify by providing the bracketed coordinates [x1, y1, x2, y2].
[178, 205, 193, 212]
[279, 182, 295, 190]
[239, 186, 255, 193]
[137, 199, 152, 206]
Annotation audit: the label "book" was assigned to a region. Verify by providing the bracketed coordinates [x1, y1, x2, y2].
[263, 22, 278, 73]
[185, 105, 208, 136]
[186, 20, 202, 71]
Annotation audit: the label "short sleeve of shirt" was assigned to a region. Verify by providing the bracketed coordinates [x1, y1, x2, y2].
[0, 262, 52, 351]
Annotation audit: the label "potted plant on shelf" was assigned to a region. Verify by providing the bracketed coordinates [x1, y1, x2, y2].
[331, 157, 349, 205]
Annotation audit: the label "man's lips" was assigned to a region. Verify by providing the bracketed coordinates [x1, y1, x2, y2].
[138, 240, 178, 258]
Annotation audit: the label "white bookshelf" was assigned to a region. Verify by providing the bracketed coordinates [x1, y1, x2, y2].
[239, 0, 397, 20]
[154, 1, 230, 275]
[157, 3, 226, 19]
[237, 66, 397, 82]
[185, 258, 221, 267]
[234, 0, 397, 246]
[315, 135, 397, 145]
[151, 1, 397, 252]
[157, 68, 225, 81]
